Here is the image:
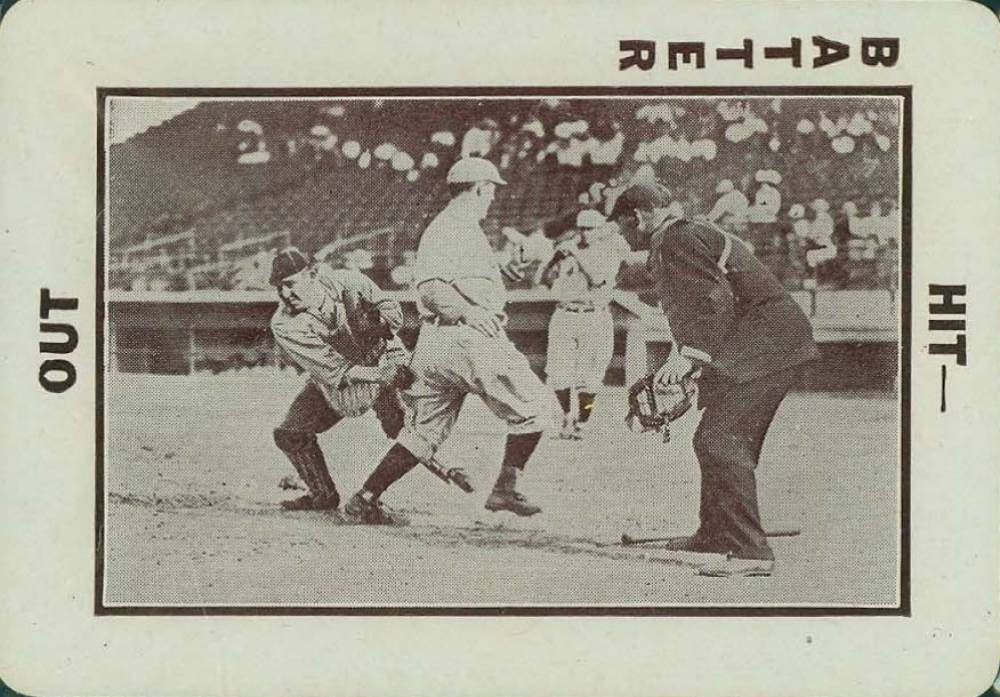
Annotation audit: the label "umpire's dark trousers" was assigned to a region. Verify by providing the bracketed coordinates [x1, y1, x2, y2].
[693, 366, 798, 560]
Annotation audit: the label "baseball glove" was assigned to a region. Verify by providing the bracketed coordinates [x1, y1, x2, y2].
[625, 371, 698, 442]
[342, 289, 394, 360]
[371, 364, 416, 439]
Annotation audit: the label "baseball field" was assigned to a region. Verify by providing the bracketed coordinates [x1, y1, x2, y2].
[102, 370, 900, 609]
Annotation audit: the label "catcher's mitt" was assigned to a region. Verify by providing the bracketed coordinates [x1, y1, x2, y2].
[371, 363, 415, 439]
[625, 371, 698, 442]
[342, 289, 394, 359]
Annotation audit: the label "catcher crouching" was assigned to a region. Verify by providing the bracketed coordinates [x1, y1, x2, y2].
[269, 247, 411, 519]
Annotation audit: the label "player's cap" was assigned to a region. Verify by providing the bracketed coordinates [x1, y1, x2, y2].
[446, 157, 507, 186]
[270, 246, 310, 286]
[608, 181, 669, 221]
[576, 209, 607, 229]
[716, 179, 735, 194]
[788, 204, 805, 219]
[811, 198, 830, 211]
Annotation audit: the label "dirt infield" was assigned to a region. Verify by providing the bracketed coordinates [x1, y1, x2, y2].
[102, 371, 900, 608]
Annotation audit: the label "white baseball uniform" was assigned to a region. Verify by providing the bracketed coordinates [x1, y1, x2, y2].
[544, 224, 630, 391]
[395, 199, 560, 463]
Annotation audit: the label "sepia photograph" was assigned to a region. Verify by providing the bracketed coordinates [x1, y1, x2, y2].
[98, 89, 907, 612]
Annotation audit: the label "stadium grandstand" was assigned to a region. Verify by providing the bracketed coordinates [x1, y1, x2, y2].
[107, 96, 900, 295]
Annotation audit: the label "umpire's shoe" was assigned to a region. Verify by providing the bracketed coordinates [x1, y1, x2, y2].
[281, 491, 340, 511]
[660, 530, 729, 554]
[696, 556, 775, 578]
[485, 490, 542, 517]
[344, 492, 410, 526]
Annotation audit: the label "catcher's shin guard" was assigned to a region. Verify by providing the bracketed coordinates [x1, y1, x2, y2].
[273, 428, 339, 504]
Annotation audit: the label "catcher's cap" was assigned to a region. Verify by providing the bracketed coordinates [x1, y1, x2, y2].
[446, 157, 507, 186]
[608, 181, 670, 221]
[715, 179, 735, 194]
[576, 209, 607, 229]
[270, 246, 310, 286]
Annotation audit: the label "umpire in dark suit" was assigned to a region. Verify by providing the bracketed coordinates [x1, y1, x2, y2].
[610, 183, 820, 577]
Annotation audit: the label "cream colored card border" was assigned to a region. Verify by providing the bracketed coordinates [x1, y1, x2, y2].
[1, 1, 999, 695]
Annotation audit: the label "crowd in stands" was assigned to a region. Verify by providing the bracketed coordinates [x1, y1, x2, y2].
[108, 97, 900, 294]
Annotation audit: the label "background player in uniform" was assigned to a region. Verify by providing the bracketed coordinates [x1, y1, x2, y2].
[342, 157, 560, 520]
[540, 208, 633, 440]
[269, 247, 410, 512]
[610, 182, 819, 577]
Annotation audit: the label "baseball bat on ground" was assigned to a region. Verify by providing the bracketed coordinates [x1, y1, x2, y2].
[620, 527, 801, 546]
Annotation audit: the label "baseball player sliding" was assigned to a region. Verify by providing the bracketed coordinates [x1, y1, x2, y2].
[539, 208, 633, 440]
[342, 157, 560, 520]
[268, 248, 411, 516]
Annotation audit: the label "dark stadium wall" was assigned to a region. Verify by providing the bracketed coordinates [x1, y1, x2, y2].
[106, 296, 899, 392]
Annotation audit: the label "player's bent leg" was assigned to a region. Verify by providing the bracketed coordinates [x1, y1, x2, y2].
[272, 428, 340, 511]
[473, 340, 560, 515]
[345, 387, 463, 525]
[344, 443, 419, 526]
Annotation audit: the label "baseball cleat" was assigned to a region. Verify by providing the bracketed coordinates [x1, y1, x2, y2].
[484, 489, 542, 517]
[343, 492, 410, 526]
[280, 491, 340, 511]
[696, 556, 775, 578]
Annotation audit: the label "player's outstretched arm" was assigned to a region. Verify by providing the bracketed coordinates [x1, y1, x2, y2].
[357, 272, 404, 332]
[272, 321, 353, 390]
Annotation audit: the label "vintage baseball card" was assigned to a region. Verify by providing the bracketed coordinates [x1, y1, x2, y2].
[1, 0, 998, 694]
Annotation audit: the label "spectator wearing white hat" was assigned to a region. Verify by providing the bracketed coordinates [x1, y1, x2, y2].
[747, 170, 782, 252]
[784, 204, 811, 283]
[841, 201, 862, 239]
[748, 170, 782, 224]
[461, 118, 499, 158]
[707, 179, 750, 230]
[803, 199, 839, 284]
[788, 204, 811, 240]
[809, 199, 835, 247]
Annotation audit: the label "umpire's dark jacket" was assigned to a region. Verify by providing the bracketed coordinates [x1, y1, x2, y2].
[648, 218, 820, 390]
